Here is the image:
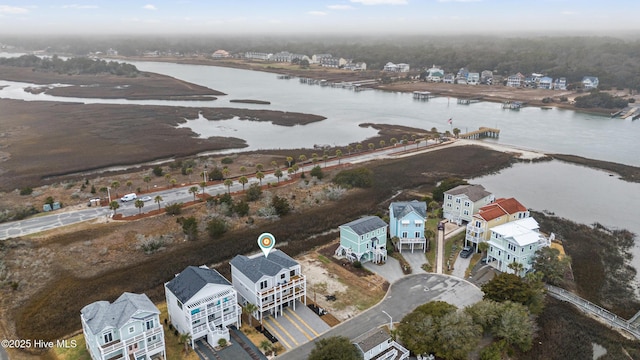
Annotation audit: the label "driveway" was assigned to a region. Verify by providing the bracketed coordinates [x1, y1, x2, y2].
[451, 251, 471, 279]
[363, 256, 404, 283]
[277, 274, 483, 360]
[261, 301, 330, 351]
[401, 251, 428, 274]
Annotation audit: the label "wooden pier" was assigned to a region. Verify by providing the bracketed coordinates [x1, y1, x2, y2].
[502, 101, 524, 110]
[459, 127, 500, 139]
[413, 91, 434, 100]
[457, 96, 483, 105]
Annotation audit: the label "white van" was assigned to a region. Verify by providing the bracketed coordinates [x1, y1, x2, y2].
[120, 193, 137, 202]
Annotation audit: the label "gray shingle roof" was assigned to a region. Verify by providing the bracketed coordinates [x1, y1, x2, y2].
[390, 200, 427, 219]
[340, 216, 387, 235]
[81, 292, 159, 335]
[445, 184, 491, 202]
[166, 266, 231, 304]
[353, 328, 391, 354]
[230, 249, 298, 283]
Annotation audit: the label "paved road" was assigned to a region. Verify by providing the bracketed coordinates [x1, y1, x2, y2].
[277, 274, 483, 360]
[0, 139, 444, 241]
[0, 346, 8, 360]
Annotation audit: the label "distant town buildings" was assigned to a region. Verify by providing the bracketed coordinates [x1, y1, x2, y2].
[582, 76, 599, 90]
[383, 62, 410, 72]
[211, 49, 230, 58]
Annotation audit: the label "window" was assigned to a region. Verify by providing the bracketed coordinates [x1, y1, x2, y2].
[103, 332, 113, 344]
[146, 319, 154, 330]
[447, 195, 452, 200]
[464, 201, 470, 207]
[447, 203, 452, 208]
[507, 254, 511, 260]
[290, 270, 295, 277]
[147, 335, 158, 343]
[456, 198, 461, 203]
[463, 210, 469, 215]
[128, 326, 135, 334]
[177, 300, 183, 310]
[475, 221, 481, 227]
[401, 231, 408, 238]
[415, 231, 421, 238]
[280, 273, 286, 280]
[260, 280, 268, 289]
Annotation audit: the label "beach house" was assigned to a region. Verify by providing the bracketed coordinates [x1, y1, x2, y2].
[230, 249, 306, 322]
[486, 217, 551, 276]
[165, 265, 241, 348]
[465, 197, 529, 251]
[389, 201, 427, 253]
[81, 292, 165, 360]
[443, 184, 495, 225]
[336, 216, 388, 264]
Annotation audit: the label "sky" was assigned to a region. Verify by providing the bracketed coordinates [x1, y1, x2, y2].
[0, 0, 639, 36]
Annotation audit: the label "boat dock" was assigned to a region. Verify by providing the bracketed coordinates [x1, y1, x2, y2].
[613, 106, 640, 119]
[459, 127, 500, 139]
[457, 96, 483, 105]
[502, 101, 524, 110]
[413, 91, 435, 100]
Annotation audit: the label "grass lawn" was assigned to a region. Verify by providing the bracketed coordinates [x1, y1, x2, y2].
[51, 333, 88, 360]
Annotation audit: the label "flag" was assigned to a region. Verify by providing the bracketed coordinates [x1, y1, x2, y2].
[448, 118, 453, 125]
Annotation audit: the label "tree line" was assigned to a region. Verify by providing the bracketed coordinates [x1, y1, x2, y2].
[4, 34, 640, 89]
[0, 54, 139, 76]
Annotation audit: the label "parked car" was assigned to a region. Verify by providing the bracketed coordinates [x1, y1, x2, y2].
[460, 246, 473, 258]
[139, 196, 152, 202]
[120, 193, 137, 202]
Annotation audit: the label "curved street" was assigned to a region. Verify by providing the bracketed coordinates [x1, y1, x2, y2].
[278, 273, 483, 360]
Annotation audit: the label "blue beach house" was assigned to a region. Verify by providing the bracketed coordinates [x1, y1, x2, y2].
[336, 216, 388, 264]
[389, 201, 427, 253]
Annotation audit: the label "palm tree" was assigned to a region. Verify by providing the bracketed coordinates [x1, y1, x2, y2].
[356, 144, 363, 153]
[164, 173, 171, 183]
[222, 168, 230, 180]
[347, 145, 353, 155]
[379, 140, 386, 148]
[200, 181, 207, 195]
[430, 127, 438, 133]
[224, 179, 233, 194]
[256, 171, 264, 185]
[239, 166, 246, 176]
[323, 154, 328, 167]
[287, 167, 295, 176]
[368, 143, 375, 151]
[238, 176, 248, 190]
[143, 176, 151, 191]
[453, 127, 461, 138]
[170, 178, 177, 187]
[312, 153, 319, 165]
[126, 180, 133, 192]
[134, 199, 144, 214]
[185, 167, 193, 182]
[259, 340, 273, 356]
[508, 260, 525, 276]
[335, 149, 343, 164]
[402, 139, 408, 150]
[154, 195, 163, 211]
[110, 181, 120, 197]
[299, 154, 307, 165]
[256, 163, 264, 172]
[109, 201, 120, 215]
[286, 156, 293, 168]
[178, 333, 192, 354]
[270, 160, 278, 170]
[188, 186, 199, 201]
[416, 138, 422, 149]
[292, 163, 299, 174]
[390, 137, 398, 147]
[243, 303, 258, 327]
[274, 169, 283, 183]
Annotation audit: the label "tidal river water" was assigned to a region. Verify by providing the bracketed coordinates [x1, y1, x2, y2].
[1, 57, 639, 288]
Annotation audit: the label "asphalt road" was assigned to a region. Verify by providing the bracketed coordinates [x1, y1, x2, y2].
[0, 139, 442, 241]
[277, 273, 483, 360]
[0, 346, 7, 360]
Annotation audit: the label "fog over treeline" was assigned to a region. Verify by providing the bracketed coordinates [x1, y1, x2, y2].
[3, 34, 640, 90]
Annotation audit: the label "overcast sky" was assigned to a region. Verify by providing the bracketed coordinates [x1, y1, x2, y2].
[1, 0, 638, 36]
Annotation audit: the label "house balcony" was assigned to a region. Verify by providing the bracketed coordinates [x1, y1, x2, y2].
[259, 286, 306, 311]
[257, 275, 305, 297]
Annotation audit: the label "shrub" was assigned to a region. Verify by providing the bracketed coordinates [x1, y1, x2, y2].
[234, 200, 250, 217]
[152, 166, 163, 177]
[218, 338, 227, 348]
[207, 218, 228, 239]
[271, 195, 290, 216]
[353, 261, 362, 269]
[245, 183, 262, 202]
[177, 216, 198, 241]
[310, 165, 324, 179]
[221, 157, 234, 164]
[332, 167, 373, 188]
[19, 187, 33, 196]
[165, 203, 183, 215]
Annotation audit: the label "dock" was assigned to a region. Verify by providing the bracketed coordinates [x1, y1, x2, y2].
[459, 127, 500, 139]
[502, 101, 524, 110]
[457, 96, 483, 105]
[413, 91, 435, 100]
